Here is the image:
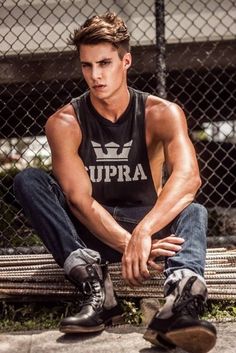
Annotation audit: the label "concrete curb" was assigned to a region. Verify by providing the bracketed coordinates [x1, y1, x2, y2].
[0, 322, 235, 353]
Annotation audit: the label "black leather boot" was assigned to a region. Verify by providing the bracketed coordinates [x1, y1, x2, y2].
[143, 276, 217, 353]
[59, 262, 123, 333]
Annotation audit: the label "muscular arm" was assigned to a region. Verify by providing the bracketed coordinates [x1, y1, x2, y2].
[45, 104, 131, 253]
[140, 101, 201, 234]
[122, 100, 201, 285]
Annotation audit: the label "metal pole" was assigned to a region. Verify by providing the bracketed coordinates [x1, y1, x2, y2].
[155, 0, 166, 98]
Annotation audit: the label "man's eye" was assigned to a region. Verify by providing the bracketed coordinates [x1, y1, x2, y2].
[101, 61, 111, 66]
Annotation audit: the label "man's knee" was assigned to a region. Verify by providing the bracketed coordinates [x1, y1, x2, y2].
[14, 168, 47, 196]
[183, 203, 208, 221]
[178, 203, 208, 239]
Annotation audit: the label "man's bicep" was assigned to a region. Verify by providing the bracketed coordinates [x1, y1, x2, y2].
[161, 106, 199, 174]
[164, 133, 198, 176]
[45, 109, 92, 198]
[52, 153, 92, 198]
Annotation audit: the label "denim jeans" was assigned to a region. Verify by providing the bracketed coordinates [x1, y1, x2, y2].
[14, 168, 207, 279]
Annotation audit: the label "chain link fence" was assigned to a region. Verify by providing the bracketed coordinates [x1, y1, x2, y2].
[0, 0, 235, 253]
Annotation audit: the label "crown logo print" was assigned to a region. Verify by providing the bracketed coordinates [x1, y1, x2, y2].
[91, 140, 133, 162]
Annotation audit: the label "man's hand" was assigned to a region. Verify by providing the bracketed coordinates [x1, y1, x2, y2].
[148, 235, 184, 270]
[122, 229, 152, 286]
[122, 233, 184, 286]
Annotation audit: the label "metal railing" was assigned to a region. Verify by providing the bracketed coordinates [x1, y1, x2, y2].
[0, 0, 235, 252]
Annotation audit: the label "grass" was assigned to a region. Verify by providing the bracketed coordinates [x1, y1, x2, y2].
[0, 301, 79, 332]
[0, 299, 235, 333]
[0, 299, 143, 332]
[203, 300, 236, 322]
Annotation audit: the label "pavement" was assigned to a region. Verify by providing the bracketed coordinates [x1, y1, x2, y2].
[0, 322, 235, 353]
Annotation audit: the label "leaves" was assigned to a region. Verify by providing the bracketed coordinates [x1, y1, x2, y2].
[203, 300, 236, 322]
[121, 299, 143, 325]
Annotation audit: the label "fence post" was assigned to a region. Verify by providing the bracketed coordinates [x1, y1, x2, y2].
[155, 0, 166, 99]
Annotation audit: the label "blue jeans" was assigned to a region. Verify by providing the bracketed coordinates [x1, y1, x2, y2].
[13, 168, 207, 278]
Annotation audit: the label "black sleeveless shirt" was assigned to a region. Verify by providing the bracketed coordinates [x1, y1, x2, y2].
[71, 87, 157, 207]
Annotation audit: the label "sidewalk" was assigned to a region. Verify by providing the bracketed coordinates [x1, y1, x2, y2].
[0, 322, 235, 353]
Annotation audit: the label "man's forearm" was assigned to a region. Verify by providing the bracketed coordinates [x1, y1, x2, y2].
[67, 195, 131, 253]
[134, 172, 201, 237]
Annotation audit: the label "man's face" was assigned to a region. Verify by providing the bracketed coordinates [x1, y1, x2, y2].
[79, 42, 131, 100]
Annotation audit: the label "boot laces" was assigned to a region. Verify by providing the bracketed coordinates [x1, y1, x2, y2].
[171, 277, 206, 318]
[173, 294, 205, 318]
[82, 280, 104, 310]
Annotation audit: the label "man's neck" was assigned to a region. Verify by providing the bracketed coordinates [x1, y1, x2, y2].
[89, 87, 130, 123]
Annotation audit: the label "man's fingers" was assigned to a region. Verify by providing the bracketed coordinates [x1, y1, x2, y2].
[148, 260, 164, 272]
[132, 260, 144, 285]
[122, 258, 150, 286]
[167, 235, 185, 243]
[140, 258, 150, 280]
[130, 257, 150, 285]
[121, 256, 127, 280]
[157, 236, 185, 244]
[122, 256, 142, 286]
[152, 236, 184, 245]
[150, 248, 177, 257]
[121, 233, 152, 286]
[152, 241, 182, 251]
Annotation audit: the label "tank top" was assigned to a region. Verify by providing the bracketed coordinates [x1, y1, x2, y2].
[71, 87, 157, 207]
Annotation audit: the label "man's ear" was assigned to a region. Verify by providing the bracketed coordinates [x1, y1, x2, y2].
[123, 53, 132, 69]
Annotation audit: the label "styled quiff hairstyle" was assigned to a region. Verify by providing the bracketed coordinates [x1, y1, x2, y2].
[69, 12, 130, 59]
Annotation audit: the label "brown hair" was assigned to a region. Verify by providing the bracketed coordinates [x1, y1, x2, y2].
[69, 12, 130, 59]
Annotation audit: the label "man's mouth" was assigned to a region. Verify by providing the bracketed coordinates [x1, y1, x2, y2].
[93, 84, 106, 89]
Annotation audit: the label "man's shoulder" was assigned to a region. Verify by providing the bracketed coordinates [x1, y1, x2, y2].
[45, 103, 80, 137]
[71, 90, 89, 105]
[146, 95, 183, 120]
[128, 86, 149, 98]
[145, 96, 187, 139]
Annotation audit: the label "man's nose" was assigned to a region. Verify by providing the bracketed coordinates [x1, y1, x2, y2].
[91, 66, 101, 80]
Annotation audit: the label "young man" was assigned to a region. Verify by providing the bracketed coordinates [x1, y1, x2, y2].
[14, 12, 216, 353]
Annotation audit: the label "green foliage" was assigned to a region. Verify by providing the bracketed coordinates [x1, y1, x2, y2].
[203, 300, 236, 322]
[0, 301, 80, 332]
[0, 299, 236, 332]
[0, 298, 143, 332]
[121, 299, 143, 325]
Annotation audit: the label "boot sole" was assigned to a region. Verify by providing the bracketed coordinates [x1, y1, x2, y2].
[59, 314, 124, 334]
[104, 314, 125, 326]
[60, 323, 105, 334]
[143, 329, 176, 350]
[144, 326, 216, 353]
